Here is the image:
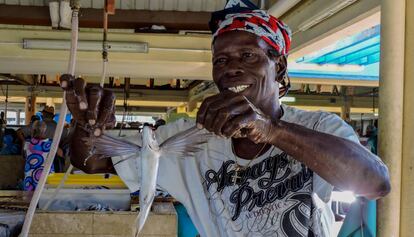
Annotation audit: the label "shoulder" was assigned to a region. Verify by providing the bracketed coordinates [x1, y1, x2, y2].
[281, 104, 358, 142]
[281, 104, 332, 130]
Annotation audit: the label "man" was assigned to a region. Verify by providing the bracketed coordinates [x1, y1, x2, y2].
[61, 1, 390, 236]
[40, 106, 58, 139]
[0, 111, 6, 148]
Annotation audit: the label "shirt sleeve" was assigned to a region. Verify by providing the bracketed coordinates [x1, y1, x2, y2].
[312, 113, 360, 202]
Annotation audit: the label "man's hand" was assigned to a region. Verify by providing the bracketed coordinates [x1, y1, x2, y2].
[60, 74, 116, 135]
[60, 74, 116, 173]
[196, 91, 276, 144]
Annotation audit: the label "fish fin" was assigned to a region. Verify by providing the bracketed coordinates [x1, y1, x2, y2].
[112, 156, 135, 166]
[159, 126, 212, 157]
[94, 134, 141, 157]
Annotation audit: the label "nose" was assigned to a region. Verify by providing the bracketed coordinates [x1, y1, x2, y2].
[224, 59, 245, 78]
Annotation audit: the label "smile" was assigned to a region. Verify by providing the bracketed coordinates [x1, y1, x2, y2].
[228, 85, 250, 93]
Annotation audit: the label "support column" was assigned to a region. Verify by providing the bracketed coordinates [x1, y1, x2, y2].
[400, 0, 414, 236]
[377, 0, 408, 236]
[25, 95, 36, 125]
[16, 109, 21, 125]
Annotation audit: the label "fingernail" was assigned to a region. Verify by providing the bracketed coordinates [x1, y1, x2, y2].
[88, 119, 96, 126]
[93, 128, 102, 137]
[79, 101, 87, 110]
[197, 123, 203, 129]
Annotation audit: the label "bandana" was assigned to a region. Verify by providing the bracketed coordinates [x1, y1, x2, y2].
[210, 0, 292, 56]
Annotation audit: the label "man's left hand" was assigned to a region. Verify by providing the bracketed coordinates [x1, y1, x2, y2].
[196, 91, 276, 144]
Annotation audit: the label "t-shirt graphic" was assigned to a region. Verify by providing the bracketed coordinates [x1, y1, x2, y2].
[203, 150, 315, 236]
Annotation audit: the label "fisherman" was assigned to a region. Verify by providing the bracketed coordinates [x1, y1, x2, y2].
[60, 1, 390, 236]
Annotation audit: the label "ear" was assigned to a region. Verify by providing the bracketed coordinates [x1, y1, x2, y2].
[274, 56, 287, 83]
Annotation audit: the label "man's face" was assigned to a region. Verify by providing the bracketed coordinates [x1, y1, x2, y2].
[212, 31, 284, 108]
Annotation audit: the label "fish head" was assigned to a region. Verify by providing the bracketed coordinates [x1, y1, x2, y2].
[142, 125, 160, 151]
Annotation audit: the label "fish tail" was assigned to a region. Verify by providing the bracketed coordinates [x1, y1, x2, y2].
[134, 209, 148, 236]
[137, 213, 145, 236]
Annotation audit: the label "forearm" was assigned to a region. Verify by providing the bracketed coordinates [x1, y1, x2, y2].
[16, 130, 26, 144]
[269, 120, 390, 199]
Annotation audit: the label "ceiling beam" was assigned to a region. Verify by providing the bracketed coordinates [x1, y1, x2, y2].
[281, 0, 380, 59]
[0, 5, 211, 31]
[0, 85, 188, 106]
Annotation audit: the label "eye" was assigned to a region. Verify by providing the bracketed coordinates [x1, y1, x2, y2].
[213, 57, 227, 65]
[242, 52, 254, 58]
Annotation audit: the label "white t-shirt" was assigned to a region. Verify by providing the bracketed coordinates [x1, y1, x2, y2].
[111, 105, 364, 237]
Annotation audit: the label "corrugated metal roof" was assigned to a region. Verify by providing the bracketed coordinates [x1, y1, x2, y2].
[0, 0, 228, 12]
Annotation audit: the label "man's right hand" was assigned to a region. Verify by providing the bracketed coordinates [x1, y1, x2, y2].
[60, 74, 117, 173]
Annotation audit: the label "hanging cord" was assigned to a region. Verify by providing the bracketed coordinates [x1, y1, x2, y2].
[19, 2, 80, 236]
[43, 1, 114, 210]
[101, 3, 109, 87]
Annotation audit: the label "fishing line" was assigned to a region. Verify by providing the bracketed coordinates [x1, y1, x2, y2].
[43, 0, 113, 210]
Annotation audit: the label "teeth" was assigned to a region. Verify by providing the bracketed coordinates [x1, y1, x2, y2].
[228, 85, 249, 93]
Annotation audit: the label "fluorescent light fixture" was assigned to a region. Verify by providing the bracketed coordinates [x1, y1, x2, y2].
[280, 96, 296, 103]
[288, 62, 364, 72]
[298, 0, 358, 32]
[23, 39, 148, 53]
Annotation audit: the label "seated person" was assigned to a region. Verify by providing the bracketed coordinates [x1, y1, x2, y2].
[0, 129, 21, 155]
[16, 115, 40, 147]
[23, 120, 55, 191]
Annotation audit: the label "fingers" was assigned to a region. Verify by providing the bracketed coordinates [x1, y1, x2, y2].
[210, 102, 250, 136]
[94, 89, 116, 136]
[73, 78, 88, 110]
[104, 113, 116, 130]
[60, 75, 114, 133]
[196, 91, 243, 130]
[85, 86, 103, 126]
[61, 75, 86, 124]
[60, 74, 73, 90]
[222, 111, 256, 138]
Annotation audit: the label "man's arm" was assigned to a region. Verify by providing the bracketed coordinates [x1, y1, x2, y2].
[196, 92, 390, 200]
[269, 118, 390, 200]
[16, 128, 27, 146]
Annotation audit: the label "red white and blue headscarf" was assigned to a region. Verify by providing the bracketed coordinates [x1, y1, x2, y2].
[209, 0, 292, 56]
